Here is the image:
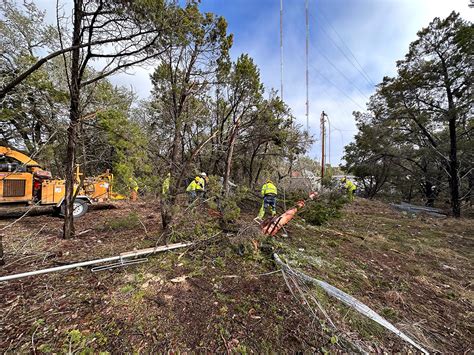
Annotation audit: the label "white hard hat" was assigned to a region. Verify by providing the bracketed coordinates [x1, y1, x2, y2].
[200, 172, 207, 177]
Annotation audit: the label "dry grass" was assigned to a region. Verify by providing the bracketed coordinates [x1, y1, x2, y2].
[0, 197, 472, 353]
[278, 198, 473, 353]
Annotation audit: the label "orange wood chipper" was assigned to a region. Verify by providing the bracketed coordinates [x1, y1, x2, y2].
[0, 146, 124, 218]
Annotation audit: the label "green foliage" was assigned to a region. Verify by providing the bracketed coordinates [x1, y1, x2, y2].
[220, 198, 241, 223]
[321, 168, 335, 188]
[97, 110, 151, 191]
[234, 344, 248, 354]
[37, 344, 52, 353]
[205, 175, 223, 209]
[300, 191, 347, 226]
[61, 329, 108, 354]
[342, 12, 472, 212]
[204, 175, 243, 223]
[380, 307, 398, 321]
[346, 310, 385, 339]
[0, 1, 66, 156]
[62, 329, 91, 354]
[33, 318, 45, 327]
[120, 284, 135, 293]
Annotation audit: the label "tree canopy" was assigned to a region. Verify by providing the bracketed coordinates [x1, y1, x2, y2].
[344, 12, 473, 215]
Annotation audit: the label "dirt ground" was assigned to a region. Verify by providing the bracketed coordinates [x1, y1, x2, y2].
[0, 198, 472, 353]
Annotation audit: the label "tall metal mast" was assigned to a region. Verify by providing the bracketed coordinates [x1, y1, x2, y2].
[280, 0, 284, 100]
[305, 0, 309, 132]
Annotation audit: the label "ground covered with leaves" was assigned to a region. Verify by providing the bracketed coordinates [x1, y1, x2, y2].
[0, 197, 472, 353]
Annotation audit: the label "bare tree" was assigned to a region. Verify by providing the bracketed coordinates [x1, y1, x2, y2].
[58, 0, 173, 238]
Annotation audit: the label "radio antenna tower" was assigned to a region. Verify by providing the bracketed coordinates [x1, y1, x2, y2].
[280, 0, 284, 100]
[305, 0, 309, 132]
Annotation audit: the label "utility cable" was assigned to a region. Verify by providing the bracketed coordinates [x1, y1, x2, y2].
[316, 8, 376, 87]
[292, 23, 368, 111]
[315, 49, 371, 101]
[310, 66, 366, 111]
[294, 23, 371, 105]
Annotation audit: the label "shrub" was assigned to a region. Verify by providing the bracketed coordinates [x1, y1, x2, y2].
[300, 191, 347, 226]
[220, 199, 241, 223]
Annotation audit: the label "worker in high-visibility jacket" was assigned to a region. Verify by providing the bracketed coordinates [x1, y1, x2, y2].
[257, 179, 278, 219]
[186, 172, 207, 202]
[341, 177, 356, 201]
[128, 177, 139, 201]
[162, 172, 171, 197]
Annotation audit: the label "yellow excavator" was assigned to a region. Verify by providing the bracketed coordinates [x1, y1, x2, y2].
[0, 146, 124, 218]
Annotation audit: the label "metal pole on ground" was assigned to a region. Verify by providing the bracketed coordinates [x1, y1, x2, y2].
[0, 242, 192, 282]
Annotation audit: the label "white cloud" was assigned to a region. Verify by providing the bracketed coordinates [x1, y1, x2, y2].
[107, 67, 154, 100]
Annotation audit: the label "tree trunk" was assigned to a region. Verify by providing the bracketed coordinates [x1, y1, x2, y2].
[160, 198, 173, 232]
[254, 142, 269, 187]
[248, 142, 262, 188]
[63, 0, 83, 239]
[407, 183, 413, 203]
[468, 170, 473, 207]
[445, 79, 460, 217]
[448, 115, 460, 217]
[439, 55, 461, 217]
[80, 121, 87, 175]
[223, 118, 240, 196]
[161, 119, 182, 231]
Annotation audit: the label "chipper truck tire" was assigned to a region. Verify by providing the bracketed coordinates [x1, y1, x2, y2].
[59, 199, 89, 219]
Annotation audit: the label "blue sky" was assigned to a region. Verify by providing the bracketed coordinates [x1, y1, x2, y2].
[191, 0, 473, 165]
[36, 0, 474, 164]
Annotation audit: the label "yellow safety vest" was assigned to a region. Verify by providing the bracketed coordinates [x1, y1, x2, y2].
[345, 180, 356, 191]
[129, 179, 138, 192]
[186, 177, 204, 192]
[162, 176, 170, 195]
[261, 182, 277, 196]
[196, 176, 205, 190]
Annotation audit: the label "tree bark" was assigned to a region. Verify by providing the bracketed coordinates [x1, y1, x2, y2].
[448, 114, 460, 217]
[223, 117, 240, 196]
[439, 53, 461, 217]
[248, 142, 262, 188]
[254, 142, 269, 187]
[468, 170, 473, 207]
[63, 0, 83, 239]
